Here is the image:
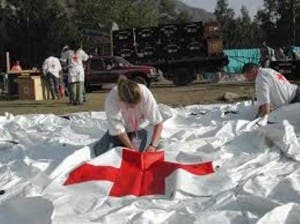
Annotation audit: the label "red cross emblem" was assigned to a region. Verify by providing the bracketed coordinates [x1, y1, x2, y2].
[64, 149, 214, 197]
[277, 73, 286, 81]
[72, 55, 78, 62]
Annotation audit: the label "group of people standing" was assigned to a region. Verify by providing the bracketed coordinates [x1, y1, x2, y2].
[42, 42, 89, 105]
[259, 41, 300, 68]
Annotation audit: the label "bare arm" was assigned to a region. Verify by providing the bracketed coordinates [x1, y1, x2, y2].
[146, 122, 163, 152]
[257, 103, 272, 117]
[116, 132, 135, 149]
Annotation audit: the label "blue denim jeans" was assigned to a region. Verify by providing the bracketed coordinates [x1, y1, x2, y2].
[291, 87, 300, 103]
[94, 129, 148, 156]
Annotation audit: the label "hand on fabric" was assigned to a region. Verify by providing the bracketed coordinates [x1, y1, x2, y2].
[145, 145, 157, 152]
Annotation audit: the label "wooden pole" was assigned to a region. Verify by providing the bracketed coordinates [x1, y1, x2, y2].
[6, 51, 10, 73]
[291, 0, 296, 45]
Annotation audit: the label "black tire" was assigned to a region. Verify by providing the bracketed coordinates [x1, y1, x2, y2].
[85, 83, 92, 93]
[173, 68, 194, 86]
[133, 75, 148, 86]
[146, 81, 152, 88]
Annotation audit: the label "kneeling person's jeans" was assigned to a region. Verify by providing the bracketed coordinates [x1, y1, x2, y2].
[291, 87, 300, 103]
[94, 129, 148, 156]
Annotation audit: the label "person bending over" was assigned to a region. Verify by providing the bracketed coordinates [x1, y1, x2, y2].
[242, 63, 300, 117]
[94, 76, 163, 156]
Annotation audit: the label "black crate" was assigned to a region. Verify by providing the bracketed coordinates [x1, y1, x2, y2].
[159, 24, 181, 42]
[114, 42, 135, 51]
[182, 40, 207, 57]
[135, 27, 159, 42]
[181, 35, 204, 44]
[161, 42, 183, 59]
[113, 29, 134, 43]
[136, 44, 159, 59]
[114, 46, 136, 59]
[182, 22, 204, 37]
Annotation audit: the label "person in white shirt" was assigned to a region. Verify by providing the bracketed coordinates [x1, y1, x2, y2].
[42, 56, 62, 100]
[242, 63, 300, 117]
[260, 41, 276, 68]
[67, 44, 89, 105]
[94, 76, 163, 156]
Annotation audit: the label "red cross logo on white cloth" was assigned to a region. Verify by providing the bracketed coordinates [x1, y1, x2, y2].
[72, 55, 78, 62]
[64, 149, 214, 197]
[277, 73, 286, 81]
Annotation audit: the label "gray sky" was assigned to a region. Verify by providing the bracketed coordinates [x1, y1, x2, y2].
[181, 0, 264, 18]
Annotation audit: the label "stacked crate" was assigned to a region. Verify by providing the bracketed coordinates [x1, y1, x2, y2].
[135, 27, 159, 62]
[112, 21, 224, 61]
[203, 21, 223, 56]
[113, 29, 135, 60]
[158, 24, 182, 60]
[181, 22, 207, 57]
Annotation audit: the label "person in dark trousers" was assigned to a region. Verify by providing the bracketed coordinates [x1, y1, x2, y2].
[42, 55, 62, 100]
[94, 76, 163, 156]
[67, 43, 89, 105]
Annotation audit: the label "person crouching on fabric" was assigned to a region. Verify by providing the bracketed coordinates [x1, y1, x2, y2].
[242, 63, 300, 117]
[94, 76, 163, 156]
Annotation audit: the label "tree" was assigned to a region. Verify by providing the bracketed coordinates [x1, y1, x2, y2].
[134, 0, 159, 27]
[160, 0, 176, 16]
[214, 0, 237, 48]
[3, 0, 76, 67]
[256, 0, 300, 46]
[234, 6, 262, 48]
[177, 10, 192, 24]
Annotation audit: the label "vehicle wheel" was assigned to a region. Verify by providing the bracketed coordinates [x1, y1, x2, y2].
[173, 68, 193, 86]
[133, 76, 148, 86]
[146, 81, 152, 88]
[85, 83, 92, 93]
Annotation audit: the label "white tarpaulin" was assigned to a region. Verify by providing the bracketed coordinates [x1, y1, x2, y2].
[0, 101, 300, 224]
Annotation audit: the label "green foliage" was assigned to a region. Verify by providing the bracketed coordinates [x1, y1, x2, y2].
[160, 0, 176, 16]
[0, 0, 160, 68]
[215, 0, 263, 48]
[1, 0, 78, 67]
[2, 0, 298, 70]
[214, 0, 237, 48]
[256, 0, 300, 46]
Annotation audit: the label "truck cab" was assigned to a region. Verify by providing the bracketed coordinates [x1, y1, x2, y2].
[84, 56, 160, 90]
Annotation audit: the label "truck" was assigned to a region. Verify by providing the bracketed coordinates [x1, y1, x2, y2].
[84, 56, 160, 90]
[112, 21, 229, 86]
[270, 50, 300, 80]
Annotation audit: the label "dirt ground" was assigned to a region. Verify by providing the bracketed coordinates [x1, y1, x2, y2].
[0, 80, 254, 116]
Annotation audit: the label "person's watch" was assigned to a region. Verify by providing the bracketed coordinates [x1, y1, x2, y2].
[149, 142, 158, 148]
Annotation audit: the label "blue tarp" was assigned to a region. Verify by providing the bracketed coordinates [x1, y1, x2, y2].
[223, 48, 260, 73]
[224, 47, 300, 74]
[294, 47, 300, 52]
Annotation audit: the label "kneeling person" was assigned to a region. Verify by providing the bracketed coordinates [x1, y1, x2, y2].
[94, 76, 163, 156]
[242, 63, 300, 117]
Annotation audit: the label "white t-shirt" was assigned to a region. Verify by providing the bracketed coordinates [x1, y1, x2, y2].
[68, 49, 89, 83]
[42, 56, 62, 78]
[255, 68, 298, 108]
[105, 84, 163, 136]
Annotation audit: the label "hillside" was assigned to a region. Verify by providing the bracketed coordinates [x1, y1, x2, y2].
[176, 0, 216, 22]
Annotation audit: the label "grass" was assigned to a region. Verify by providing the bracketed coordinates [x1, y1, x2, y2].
[0, 82, 254, 116]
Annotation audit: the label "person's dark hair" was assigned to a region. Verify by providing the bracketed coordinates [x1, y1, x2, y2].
[69, 40, 76, 50]
[242, 63, 258, 74]
[117, 75, 141, 105]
